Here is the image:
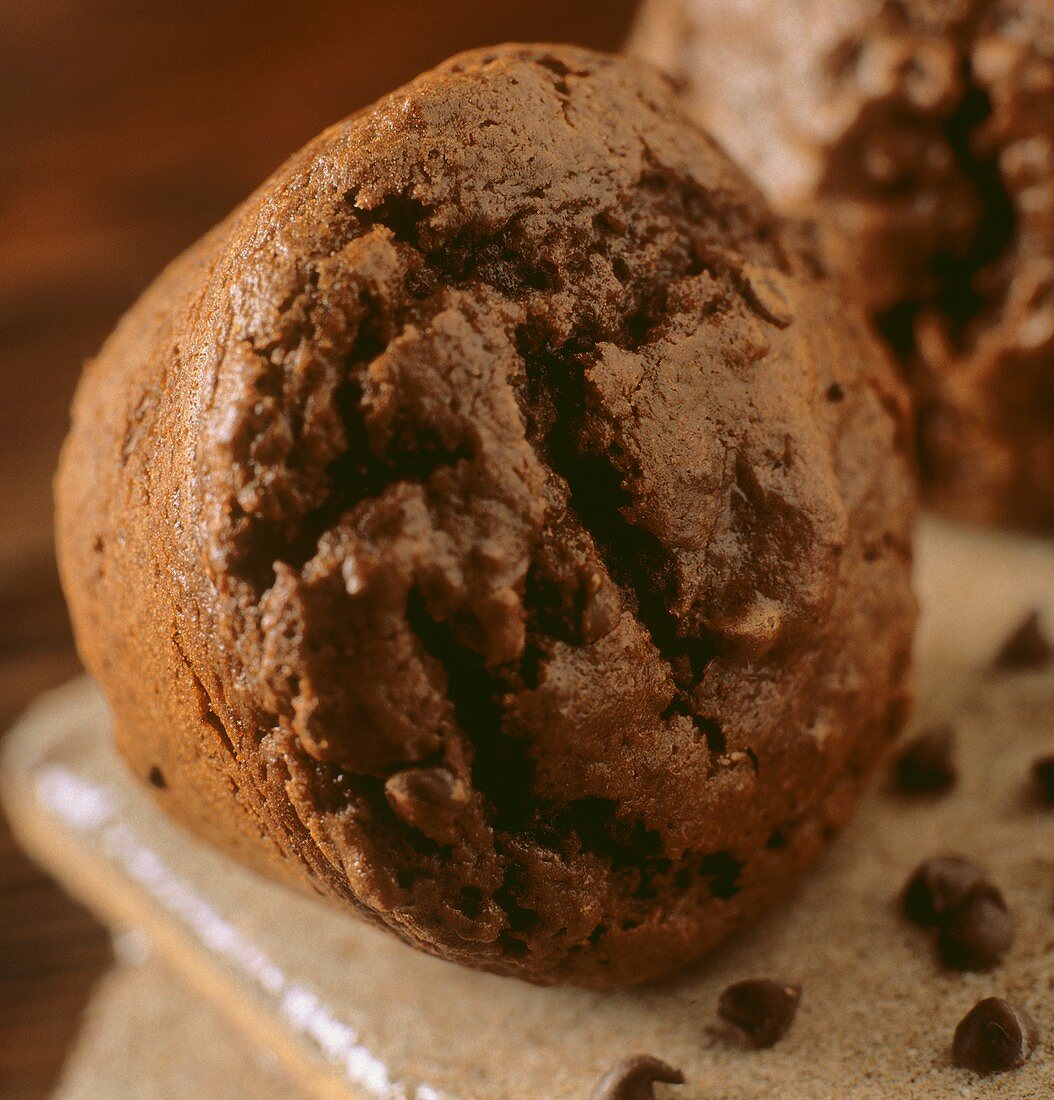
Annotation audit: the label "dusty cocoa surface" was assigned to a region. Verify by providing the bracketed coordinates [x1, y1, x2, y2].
[55, 45, 915, 986]
[632, 0, 1054, 529]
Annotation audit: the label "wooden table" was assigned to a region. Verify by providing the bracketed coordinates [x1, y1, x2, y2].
[0, 3, 636, 1095]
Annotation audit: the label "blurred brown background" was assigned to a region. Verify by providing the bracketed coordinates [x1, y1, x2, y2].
[0, 3, 636, 1094]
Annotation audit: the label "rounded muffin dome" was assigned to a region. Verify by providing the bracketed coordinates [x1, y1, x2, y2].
[56, 45, 915, 987]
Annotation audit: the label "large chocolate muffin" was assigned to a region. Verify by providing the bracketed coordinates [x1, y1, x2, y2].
[55, 44, 915, 987]
[632, 0, 1054, 529]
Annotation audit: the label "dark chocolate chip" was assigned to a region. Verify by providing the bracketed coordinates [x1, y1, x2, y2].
[579, 570, 620, 644]
[589, 1055, 685, 1100]
[952, 997, 1038, 1075]
[1031, 754, 1054, 804]
[718, 978, 801, 1048]
[147, 766, 167, 790]
[383, 767, 469, 845]
[902, 856, 987, 926]
[893, 724, 957, 794]
[993, 610, 1053, 672]
[938, 883, 1014, 971]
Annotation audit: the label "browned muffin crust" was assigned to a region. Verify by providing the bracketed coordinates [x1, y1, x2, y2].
[632, 0, 1054, 529]
[56, 44, 915, 987]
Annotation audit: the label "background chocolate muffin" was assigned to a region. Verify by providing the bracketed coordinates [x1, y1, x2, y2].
[56, 44, 915, 987]
[632, 0, 1054, 529]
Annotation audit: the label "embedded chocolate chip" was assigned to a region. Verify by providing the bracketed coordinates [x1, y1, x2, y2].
[383, 767, 469, 845]
[993, 609, 1053, 671]
[1031, 754, 1054, 804]
[579, 570, 620, 644]
[718, 978, 801, 1047]
[938, 883, 1014, 971]
[589, 1055, 685, 1099]
[902, 856, 987, 926]
[893, 724, 957, 794]
[147, 766, 167, 790]
[952, 997, 1037, 1075]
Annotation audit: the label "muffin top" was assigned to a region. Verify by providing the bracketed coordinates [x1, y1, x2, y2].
[56, 44, 915, 986]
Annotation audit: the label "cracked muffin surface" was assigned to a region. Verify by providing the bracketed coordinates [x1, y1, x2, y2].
[632, 0, 1054, 529]
[56, 44, 915, 987]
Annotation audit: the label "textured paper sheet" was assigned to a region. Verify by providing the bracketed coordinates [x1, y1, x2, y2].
[54, 954, 302, 1100]
[5, 516, 1054, 1099]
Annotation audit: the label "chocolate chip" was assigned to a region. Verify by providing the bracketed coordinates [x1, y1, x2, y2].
[952, 997, 1038, 1075]
[893, 724, 957, 794]
[1032, 754, 1054, 804]
[383, 767, 469, 845]
[589, 1055, 684, 1100]
[993, 609, 1053, 671]
[579, 570, 620, 644]
[147, 766, 166, 790]
[718, 978, 801, 1047]
[740, 263, 794, 327]
[938, 883, 1014, 970]
[903, 856, 987, 925]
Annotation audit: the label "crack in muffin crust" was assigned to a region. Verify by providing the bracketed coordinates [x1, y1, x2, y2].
[56, 45, 916, 986]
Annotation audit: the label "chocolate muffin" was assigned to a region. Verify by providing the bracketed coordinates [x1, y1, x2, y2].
[55, 44, 915, 987]
[632, 0, 1054, 528]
